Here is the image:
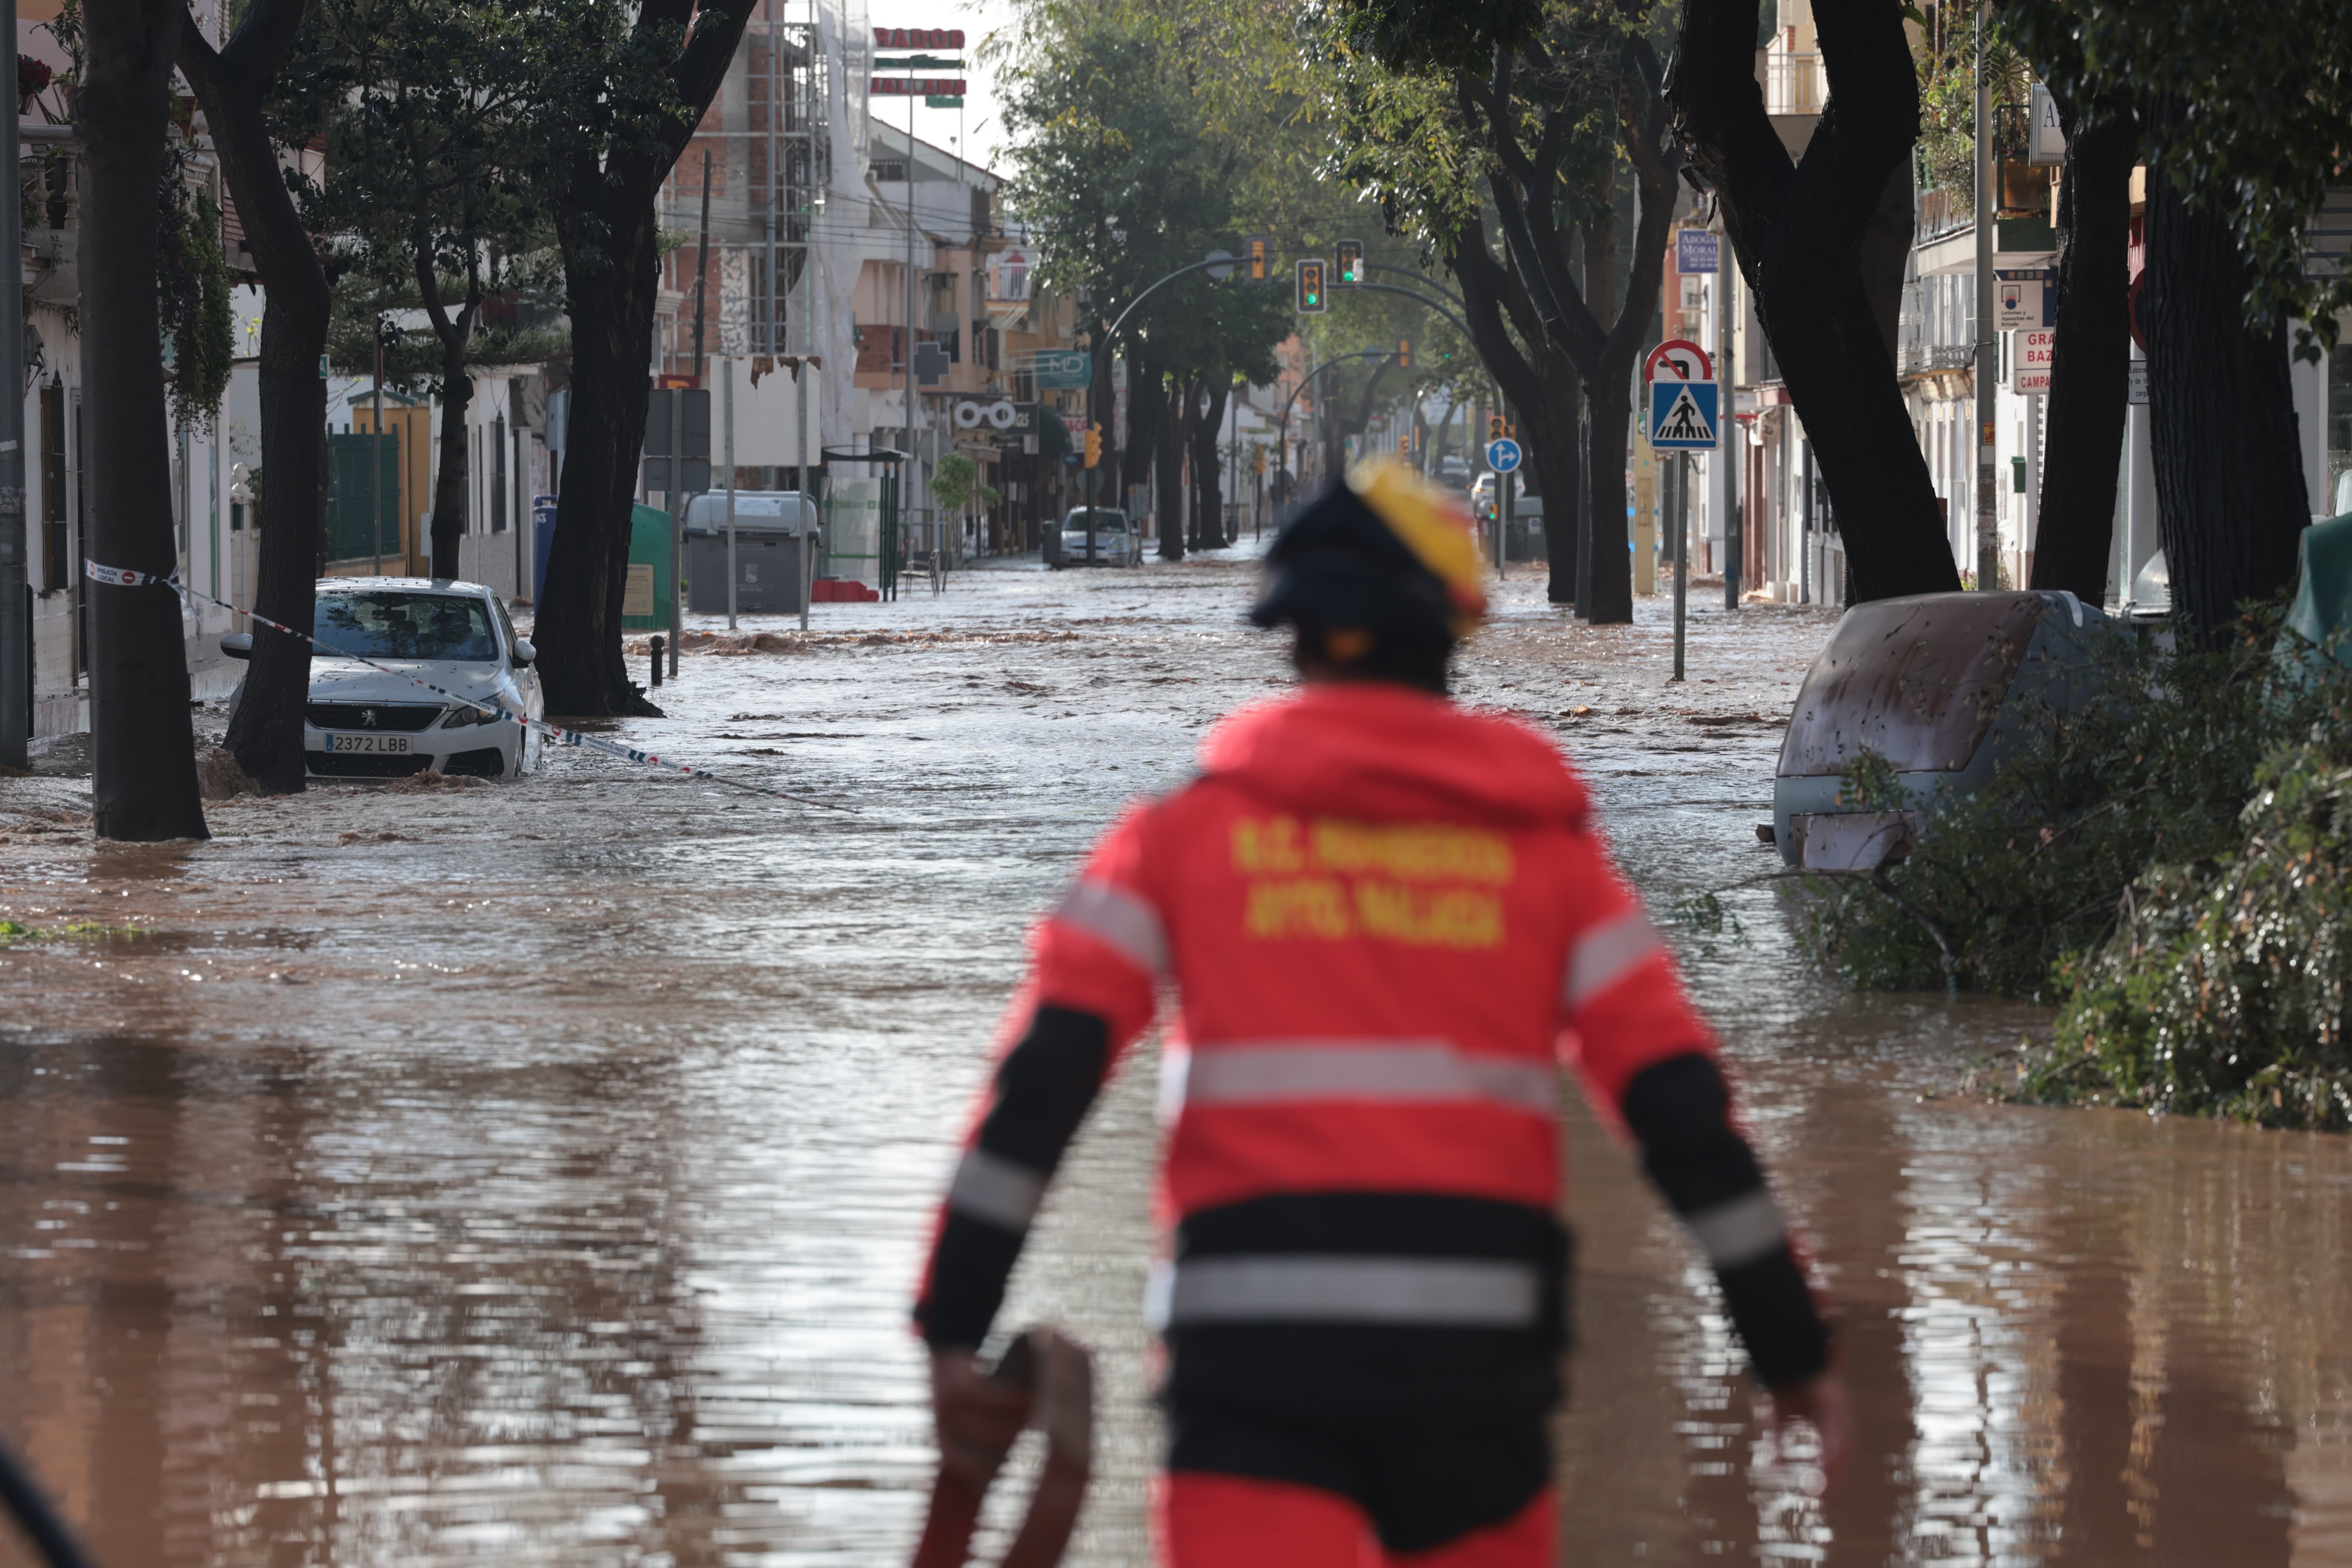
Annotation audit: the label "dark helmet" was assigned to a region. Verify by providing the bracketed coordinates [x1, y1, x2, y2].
[1250, 459, 1487, 659]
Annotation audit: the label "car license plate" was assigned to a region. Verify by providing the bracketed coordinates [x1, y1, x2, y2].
[324, 734, 409, 754]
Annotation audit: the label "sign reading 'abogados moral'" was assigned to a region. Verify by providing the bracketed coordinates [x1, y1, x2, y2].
[873, 27, 965, 47]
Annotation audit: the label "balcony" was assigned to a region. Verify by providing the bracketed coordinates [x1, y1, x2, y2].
[1899, 342, 1976, 377]
[1765, 52, 1824, 116]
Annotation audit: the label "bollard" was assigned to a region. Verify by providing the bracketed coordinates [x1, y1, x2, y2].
[650, 635, 664, 688]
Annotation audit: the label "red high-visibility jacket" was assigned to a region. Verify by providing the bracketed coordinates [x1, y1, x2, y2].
[917, 683, 1823, 1420]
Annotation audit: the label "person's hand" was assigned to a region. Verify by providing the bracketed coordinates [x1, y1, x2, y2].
[1765, 1369, 1850, 1494]
[930, 1347, 1032, 1486]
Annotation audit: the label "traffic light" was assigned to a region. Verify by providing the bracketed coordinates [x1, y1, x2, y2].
[1488, 414, 1505, 441]
[1336, 239, 1363, 287]
[1083, 423, 1102, 468]
[1397, 433, 1410, 456]
[1295, 259, 1327, 314]
[1245, 235, 1270, 285]
[1252, 446, 1267, 475]
[1396, 338, 1413, 370]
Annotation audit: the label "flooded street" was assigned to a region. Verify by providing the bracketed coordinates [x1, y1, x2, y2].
[3, 554, 2349, 1567]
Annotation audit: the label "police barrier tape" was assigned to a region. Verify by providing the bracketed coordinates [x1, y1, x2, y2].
[85, 559, 850, 810]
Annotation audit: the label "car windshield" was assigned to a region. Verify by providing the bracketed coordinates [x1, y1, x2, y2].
[1068, 512, 1127, 532]
[317, 592, 499, 662]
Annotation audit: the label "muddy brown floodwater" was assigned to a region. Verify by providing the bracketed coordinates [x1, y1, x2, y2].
[2, 554, 2349, 1568]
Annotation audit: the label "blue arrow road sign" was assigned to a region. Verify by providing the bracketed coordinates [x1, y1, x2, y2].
[1486, 437, 1522, 473]
[1649, 381, 1719, 450]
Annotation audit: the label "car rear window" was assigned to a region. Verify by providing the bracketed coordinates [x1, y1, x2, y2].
[317, 593, 499, 662]
[1068, 512, 1127, 532]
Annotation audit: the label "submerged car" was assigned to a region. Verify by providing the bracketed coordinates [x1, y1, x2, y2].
[1772, 590, 2109, 870]
[224, 577, 544, 781]
[1054, 507, 1142, 567]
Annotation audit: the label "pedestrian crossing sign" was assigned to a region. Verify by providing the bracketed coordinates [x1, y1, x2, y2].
[1649, 380, 1719, 450]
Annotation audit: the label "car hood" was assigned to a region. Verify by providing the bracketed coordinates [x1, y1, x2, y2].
[308, 659, 517, 708]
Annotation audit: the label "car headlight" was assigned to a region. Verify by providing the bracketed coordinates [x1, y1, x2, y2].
[441, 702, 504, 728]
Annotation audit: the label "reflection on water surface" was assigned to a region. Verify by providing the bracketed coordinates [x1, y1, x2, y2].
[2, 563, 2347, 1566]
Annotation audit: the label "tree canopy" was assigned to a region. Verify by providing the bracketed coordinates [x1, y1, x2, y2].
[2005, 0, 2352, 355]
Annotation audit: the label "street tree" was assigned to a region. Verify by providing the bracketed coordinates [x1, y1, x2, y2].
[1912, 12, 2133, 602]
[524, 0, 752, 715]
[1665, 0, 1962, 603]
[277, 0, 559, 582]
[2005, 0, 2351, 638]
[929, 453, 1001, 553]
[1312, 20, 1600, 608]
[178, 0, 330, 796]
[78, 0, 208, 837]
[997, 0, 1299, 560]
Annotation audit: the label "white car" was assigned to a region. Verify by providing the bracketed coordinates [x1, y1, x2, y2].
[1055, 507, 1142, 567]
[224, 577, 544, 781]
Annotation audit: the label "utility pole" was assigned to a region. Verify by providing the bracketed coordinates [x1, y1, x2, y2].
[668, 389, 683, 680]
[797, 181, 813, 633]
[371, 318, 385, 576]
[690, 149, 713, 383]
[1718, 220, 1739, 611]
[1673, 454, 1689, 680]
[724, 359, 738, 630]
[1973, 0, 1999, 591]
[0, 0, 28, 766]
[903, 100, 918, 566]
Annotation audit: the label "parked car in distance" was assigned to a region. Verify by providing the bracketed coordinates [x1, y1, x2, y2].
[1055, 507, 1142, 567]
[1472, 471, 1540, 523]
[224, 577, 544, 781]
[1436, 454, 1471, 490]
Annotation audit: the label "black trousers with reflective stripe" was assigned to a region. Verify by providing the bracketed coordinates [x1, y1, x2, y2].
[1164, 1192, 1572, 1421]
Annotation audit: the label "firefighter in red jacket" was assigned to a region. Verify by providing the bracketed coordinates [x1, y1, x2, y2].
[917, 461, 1846, 1565]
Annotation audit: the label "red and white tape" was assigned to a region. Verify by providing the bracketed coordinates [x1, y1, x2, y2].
[85, 559, 847, 809]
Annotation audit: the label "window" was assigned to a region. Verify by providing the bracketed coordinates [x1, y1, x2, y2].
[489, 592, 520, 659]
[871, 159, 908, 182]
[316, 592, 498, 662]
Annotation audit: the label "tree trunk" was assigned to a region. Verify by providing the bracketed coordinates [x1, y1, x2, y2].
[1447, 214, 1581, 604]
[1192, 381, 1227, 548]
[1156, 390, 1186, 560]
[1670, 0, 1963, 603]
[2141, 101, 2310, 643]
[83, 0, 205, 839]
[2029, 98, 2136, 601]
[1530, 373, 1583, 593]
[1123, 345, 1163, 520]
[537, 247, 661, 715]
[180, 0, 327, 796]
[430, 342, 474, 580]
[1330, 360, 1396, 478]
[524, 0, 751, 715]
[1584, 374, 1635, 622]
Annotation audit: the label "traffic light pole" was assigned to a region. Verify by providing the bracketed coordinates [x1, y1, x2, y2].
[1335, 283, 1476, 352]
[1362, 263, 1467, 310]
[1271, 351, 1395, 476]
[1086, 255, 1256, 555]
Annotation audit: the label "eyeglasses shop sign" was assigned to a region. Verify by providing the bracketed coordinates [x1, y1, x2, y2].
[950, 397, 1039, 443]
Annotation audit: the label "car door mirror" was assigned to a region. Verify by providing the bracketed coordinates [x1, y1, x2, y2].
[220, 632, 253, 660]
[511, 637, 537, 668]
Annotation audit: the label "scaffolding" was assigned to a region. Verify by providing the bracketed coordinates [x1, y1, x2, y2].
[655, 0, 865, 375]
[760, 0, 828, 357]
